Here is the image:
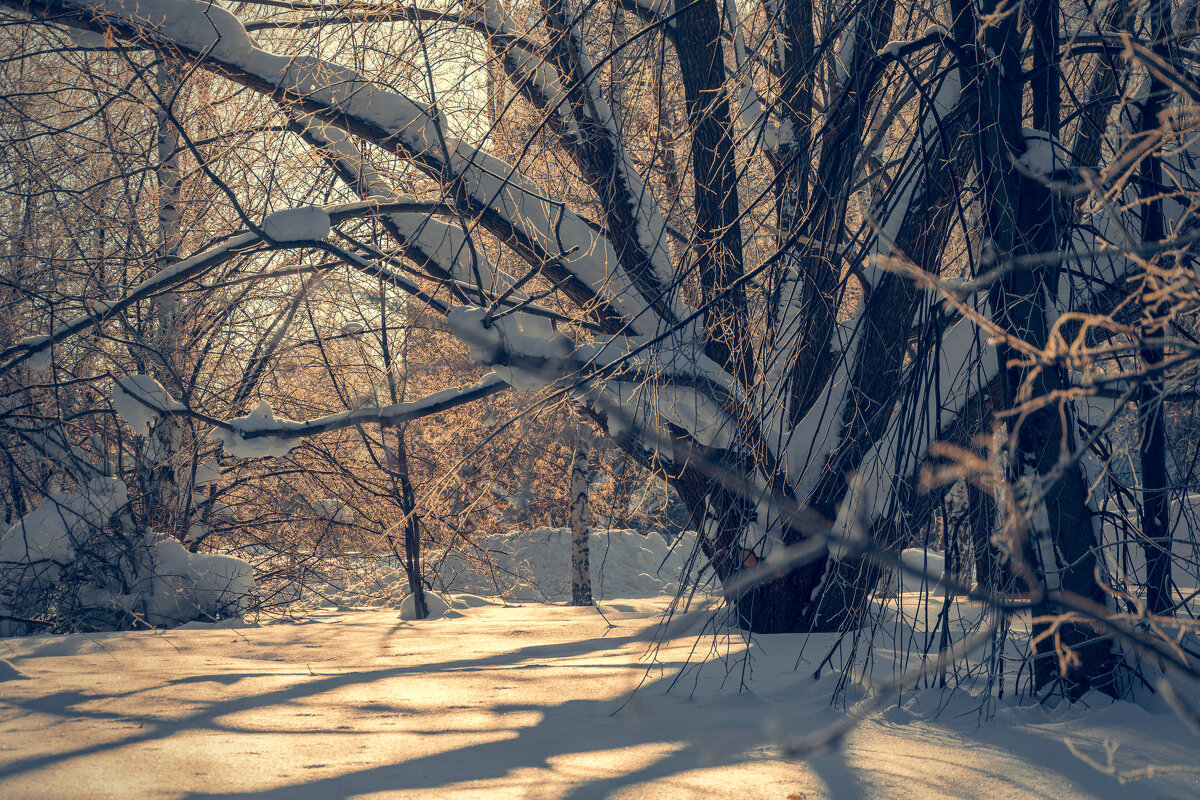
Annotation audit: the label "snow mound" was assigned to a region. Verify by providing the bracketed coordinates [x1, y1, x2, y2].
[305, 529, 699, 610]
[880, 548, 947, 597]
[0, 479, 254, 635]
[0, 477, 128, 582]
[145, 539, 255, 627]
[438, 528, 698, 602]
[449, 593, 493, 608]
[400, 591, 450, 620]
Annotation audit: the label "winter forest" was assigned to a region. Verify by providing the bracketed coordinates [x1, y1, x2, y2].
[3, 0, 1200, 795]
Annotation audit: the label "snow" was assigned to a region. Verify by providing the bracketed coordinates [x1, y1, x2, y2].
[144, 539, 255, 626]
[653, 386, 736, 449]
[1019, 128, 1063, 176]
[20, 335, 52, 373]
[835, 17, 859, 86]
[260, 206, 331, 243]
[0, 477, 128, 581]
[113, 375, 183, 435]
[0, 479, 254, 632]
[437, 528, 695, 603]
[2, 594, 1199, 798]
[207, 376, 505, 457]
[446, 305, 576, 391]
[209, 400, 303, 458]
[399, 590, 450, 620]
[778, 311, 865, 497]
[881, 548, 948, 596]
[727, 0, 778, 153]
[192, 458, 220, 486]
[311, 528, 697, 609]
[0, 659, 26, 680]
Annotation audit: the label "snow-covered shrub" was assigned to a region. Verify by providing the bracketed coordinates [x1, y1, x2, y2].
[0, 478, 254, 635]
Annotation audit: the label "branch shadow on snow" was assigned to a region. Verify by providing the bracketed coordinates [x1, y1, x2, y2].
[0, 628, 659, 781]
[3, 609, 1199, 799]
[0, 617, 845, 798]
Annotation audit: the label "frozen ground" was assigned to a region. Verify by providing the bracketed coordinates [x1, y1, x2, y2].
[2, 593, 1200, 799]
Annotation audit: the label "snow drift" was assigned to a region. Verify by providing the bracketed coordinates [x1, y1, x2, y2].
[438, 527, 698, 602]
[0, 479, 254, 634]
[308, 528, 699, 611]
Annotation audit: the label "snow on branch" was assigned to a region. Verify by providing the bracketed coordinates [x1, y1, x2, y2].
[260, 206, 331, 242]
[294, 117, 525, 298]
[0, 230, 264, 375]
[830, 315, 997, 546]
[525, 0, 679, 309]
[205, 374, 509, 459]
[723, 0, 779, 152]
[111, 369, 508, 459]
[613, 0, 673, 25]
[445, 305, 771, 459]
[113, 375, 187, 435]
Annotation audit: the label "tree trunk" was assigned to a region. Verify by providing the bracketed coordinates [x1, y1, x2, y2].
[144, 57, 186, 540]
[1137, 0, 1174, 617]
[378, 273, 428, 620]
[969, 0, 1113, 696]
[569, 421, 592, 606]
[395, 431, 428, 620]
[674, 0, 754, 385]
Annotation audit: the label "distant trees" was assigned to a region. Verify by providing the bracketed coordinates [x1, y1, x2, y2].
[1, 0, 1199, 700]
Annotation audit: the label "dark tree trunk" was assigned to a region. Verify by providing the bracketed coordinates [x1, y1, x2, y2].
[674, 0, 754, 385]
[392, 432, 427, 620]
[968, 0, 1114, 696]
[569, 422, 593, 606]
[1137, 0, 1175, 617]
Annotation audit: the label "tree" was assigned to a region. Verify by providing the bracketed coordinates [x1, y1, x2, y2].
[3, 0, 1199, 698]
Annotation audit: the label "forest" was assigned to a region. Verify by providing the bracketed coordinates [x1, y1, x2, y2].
[2, 0, 1200, 794]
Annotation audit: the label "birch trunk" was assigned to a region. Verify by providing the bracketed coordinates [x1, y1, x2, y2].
[146, 57, 185, 540]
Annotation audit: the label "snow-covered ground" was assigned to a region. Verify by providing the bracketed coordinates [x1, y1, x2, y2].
[2, 529, 1199, 798]
[2, 591, 1199, 799]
